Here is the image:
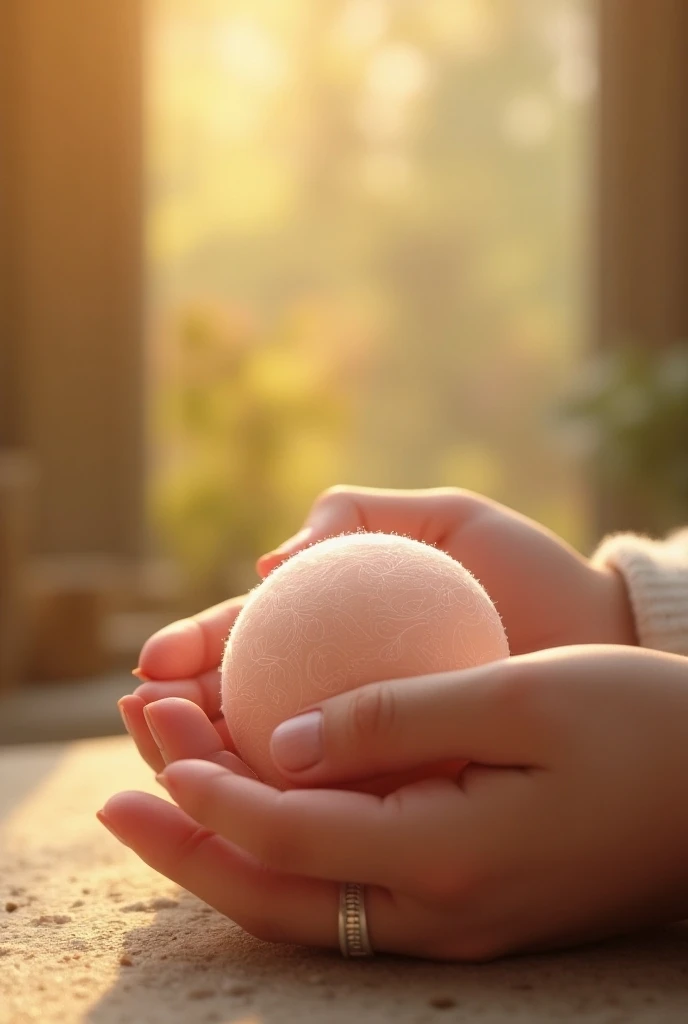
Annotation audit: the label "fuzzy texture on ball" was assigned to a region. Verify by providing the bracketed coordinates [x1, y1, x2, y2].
[221, 533, 509, 788]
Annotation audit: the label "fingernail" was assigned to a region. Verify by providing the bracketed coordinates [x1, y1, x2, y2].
[270, 710, 323, 772]
[118, 702, 133, 736]
[132, 667, 149, 682]
[96, 810, 129, 847]
[143, 706, 164, 752]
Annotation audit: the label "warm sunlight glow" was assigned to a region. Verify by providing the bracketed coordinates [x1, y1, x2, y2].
[215, 16, 288, 90]
[334, 0, 389, 51]
[147, 0, 594, 600]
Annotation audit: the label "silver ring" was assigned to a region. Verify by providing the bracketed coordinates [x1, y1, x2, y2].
[338, 882, 374, 958]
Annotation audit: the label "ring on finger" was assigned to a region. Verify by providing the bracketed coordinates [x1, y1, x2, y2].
[338, 882, 374, 958]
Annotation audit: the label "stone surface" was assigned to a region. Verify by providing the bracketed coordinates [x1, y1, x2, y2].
[1, 736, 688, 1024]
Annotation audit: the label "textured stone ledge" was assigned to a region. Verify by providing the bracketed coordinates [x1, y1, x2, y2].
[1, 737, 687, 1023]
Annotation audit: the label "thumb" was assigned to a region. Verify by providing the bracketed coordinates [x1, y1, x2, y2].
[256, 486, 371, 575]
[256, 484, 485, 576]
[268, 657, 546, 787]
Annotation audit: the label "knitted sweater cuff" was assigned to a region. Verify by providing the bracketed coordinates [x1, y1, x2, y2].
[591, 530, 688, 656]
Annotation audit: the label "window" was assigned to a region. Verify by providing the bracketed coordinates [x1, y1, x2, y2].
[147, 0, 594, 600]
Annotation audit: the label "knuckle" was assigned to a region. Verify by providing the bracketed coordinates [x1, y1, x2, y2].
[429, 487, 487, 538]
[316, 484, 354, 507]
[443, 486, 481, 510]
[428, 485, 470, 515]
[347, 684, 396, 750]
[166, 825, 217, 872]
[312, 486, 362, 534]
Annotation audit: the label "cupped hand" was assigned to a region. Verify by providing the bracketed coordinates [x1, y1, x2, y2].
[117, 693, 247, 776]
[120, 594, 247, 772]
[101, 646, 688, 960]
[126, 485, 637, 770]
[255, 486, 637, 654]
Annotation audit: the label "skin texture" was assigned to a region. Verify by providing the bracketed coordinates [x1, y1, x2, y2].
[121, 486, 637, 775]
[102, 485, 681, 961]
[105, 646, 688, 960]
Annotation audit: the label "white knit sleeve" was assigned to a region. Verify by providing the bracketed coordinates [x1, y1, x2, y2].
[591, 529, 688, 656]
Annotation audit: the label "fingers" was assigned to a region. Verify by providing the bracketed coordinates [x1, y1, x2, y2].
[120, 695, 240, 773]
[269, 657, 549, 787]
[98, 791, 403, 952]
[119, 694, 165, 772]
[143, 697, 247, 772]
[137, 596, 247, 681]
[133, 668, 224, 721]
[257, 485, 488, 575]
[157, 758, 471, 892]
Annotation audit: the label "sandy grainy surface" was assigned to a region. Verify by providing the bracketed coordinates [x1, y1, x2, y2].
[1, 737, 687, 1024]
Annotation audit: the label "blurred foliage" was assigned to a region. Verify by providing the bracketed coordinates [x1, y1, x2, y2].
[562, 343, 688, 529]
[152, 299, 372, 602]
[148, 0, 594, 600]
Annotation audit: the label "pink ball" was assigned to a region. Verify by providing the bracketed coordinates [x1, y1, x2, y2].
[221, 533, 509, 789]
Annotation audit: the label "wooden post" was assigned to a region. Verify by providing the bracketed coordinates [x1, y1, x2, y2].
[594, 0, 688, 535]
[0, 0, 145, 560]
[0, 0, 23, 450]
[0, 454, 37, 692]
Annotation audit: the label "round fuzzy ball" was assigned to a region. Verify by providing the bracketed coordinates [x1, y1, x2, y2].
[221, 532, 509, 788]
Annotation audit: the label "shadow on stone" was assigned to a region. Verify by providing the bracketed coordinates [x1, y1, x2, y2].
[85, 894, 688, 1024]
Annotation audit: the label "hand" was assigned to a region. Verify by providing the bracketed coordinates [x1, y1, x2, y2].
[256, 486, 637, 654]
[120, 595, 247, 772]
[101, 646, 688, 960]
[125, 485, 636, 770]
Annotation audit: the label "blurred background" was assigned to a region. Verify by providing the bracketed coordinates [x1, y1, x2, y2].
[1, 0, 687, 743]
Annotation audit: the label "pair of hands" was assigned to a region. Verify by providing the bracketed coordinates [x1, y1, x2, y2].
[101, 487, 688, 960]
